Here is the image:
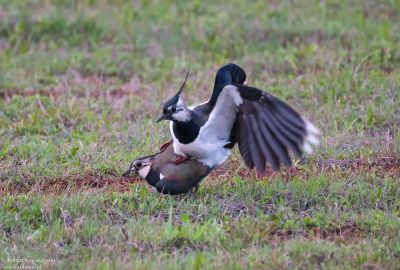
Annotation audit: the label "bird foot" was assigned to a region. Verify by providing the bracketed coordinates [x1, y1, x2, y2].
[173, 155, 188, 165]
[187, 185, 199, 196]
[159, 140, 173, 152]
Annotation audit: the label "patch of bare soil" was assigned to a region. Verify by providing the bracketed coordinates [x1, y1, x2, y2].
[0, 72, 145, 101]
[268, 222, 364, 245]
[0, 174, 141, 196]
[317, 156, 400, 178]
[209, 156, 400, 183]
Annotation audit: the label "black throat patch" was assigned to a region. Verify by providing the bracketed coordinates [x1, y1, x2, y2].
[145, 169, 161, 187]
[172, 118, 201, 144]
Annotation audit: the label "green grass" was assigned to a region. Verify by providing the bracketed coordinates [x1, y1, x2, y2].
[0, 0, 400, 269]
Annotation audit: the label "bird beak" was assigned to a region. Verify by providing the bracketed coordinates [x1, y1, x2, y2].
[121, 168, 132, 177]
[156, 114, 169, 123]
[122, 162, 134, 177]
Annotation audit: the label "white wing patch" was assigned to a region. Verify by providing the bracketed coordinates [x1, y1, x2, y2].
[160, 173, 165, 180]
[302, 117, 321, 154]
[199, 85, 242, 141]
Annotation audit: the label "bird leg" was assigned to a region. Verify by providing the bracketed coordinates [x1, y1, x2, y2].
[187, 184, 199, 196]
[173, 155, 188, 165]
[159, 140, 173, 152]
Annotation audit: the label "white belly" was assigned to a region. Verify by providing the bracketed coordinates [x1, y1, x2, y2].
[170, 122, 230, 167]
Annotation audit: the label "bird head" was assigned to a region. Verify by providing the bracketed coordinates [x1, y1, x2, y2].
[157, 68, 191, 123]
[122, 156, 153, 178]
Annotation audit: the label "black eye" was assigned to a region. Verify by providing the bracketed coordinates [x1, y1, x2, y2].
[170, 106, 176, 113]
[136, 161, 142, 167]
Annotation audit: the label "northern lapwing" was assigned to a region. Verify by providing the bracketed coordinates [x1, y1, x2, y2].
[157, 63, 320, 173]
[122, 142, 212, 195]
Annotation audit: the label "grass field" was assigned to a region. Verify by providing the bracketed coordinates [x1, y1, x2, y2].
[1, 0, 400, 269]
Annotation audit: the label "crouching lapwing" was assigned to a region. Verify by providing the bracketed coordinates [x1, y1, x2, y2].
[122, 142, 212, 195]
[157, 63, 321, 173]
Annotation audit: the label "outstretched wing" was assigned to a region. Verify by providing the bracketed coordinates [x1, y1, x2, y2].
[235, 85, 320, 172]
[197, 84, 320, 172]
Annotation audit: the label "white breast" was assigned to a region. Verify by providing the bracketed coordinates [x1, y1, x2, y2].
[170, 85, 242, 168]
